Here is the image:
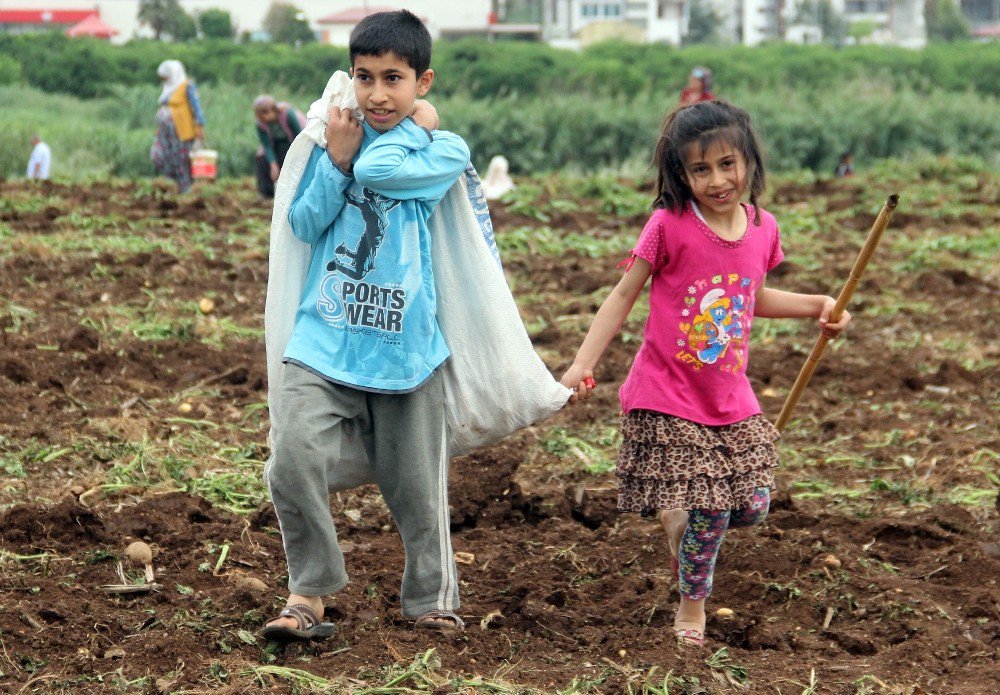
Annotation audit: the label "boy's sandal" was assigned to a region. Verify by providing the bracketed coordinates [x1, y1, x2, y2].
[674, 627, 705, 647]
[260, 603, 336, 642]
[414, 609, 465, 632]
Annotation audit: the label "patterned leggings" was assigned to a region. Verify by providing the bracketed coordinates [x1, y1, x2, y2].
[677, 487, 770, 600]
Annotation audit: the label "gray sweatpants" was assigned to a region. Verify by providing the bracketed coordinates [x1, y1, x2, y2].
[265, 363, 458, 617]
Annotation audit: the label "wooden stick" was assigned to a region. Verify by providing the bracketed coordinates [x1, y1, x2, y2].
[775, 194, 899, 433]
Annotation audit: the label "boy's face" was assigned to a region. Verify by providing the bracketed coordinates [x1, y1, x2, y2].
[352, 52, 434, 132]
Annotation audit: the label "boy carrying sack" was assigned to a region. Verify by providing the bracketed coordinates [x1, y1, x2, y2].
[262, 10, 568, 641]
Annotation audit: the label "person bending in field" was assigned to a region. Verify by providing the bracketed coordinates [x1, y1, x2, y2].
[561, 100, 850, 647]
[261, 9, 470, 642]
[252, 95, 305, 198]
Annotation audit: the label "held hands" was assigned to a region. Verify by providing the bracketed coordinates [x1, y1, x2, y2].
[559, 365, 597, 405]
[326, 106, 363, 173]
[818, 296, 851, 339]
[410, 100, 439, 131]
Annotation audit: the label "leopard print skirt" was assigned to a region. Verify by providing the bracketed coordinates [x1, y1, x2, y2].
[616, 409, 779, 512]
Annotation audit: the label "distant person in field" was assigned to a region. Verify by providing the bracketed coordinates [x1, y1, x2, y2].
[261, 9, 471, 642]
[26, 135, 51, 180]
[482, 155, 514, 200]
[253, 95, 305, 198]
[835, 151, 855, 178]
[151, 60, 206, 193]
[561, 100, 850, 647]
[679, 66, 714, 106]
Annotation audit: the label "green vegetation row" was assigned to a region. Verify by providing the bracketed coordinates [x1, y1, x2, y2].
[2, 78, 997, 179]
[0, 33, 998, 101]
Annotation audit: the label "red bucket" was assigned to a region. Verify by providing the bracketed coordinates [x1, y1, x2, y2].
[191, 148, 218, 180]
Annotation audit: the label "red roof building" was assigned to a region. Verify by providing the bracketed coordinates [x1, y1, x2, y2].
[0, 8, 104, 35]
[316, 5, 431, 45]
[972, 24, 1000, 38]
[65, 13, 117, 39]
[316, 6, 406, 25]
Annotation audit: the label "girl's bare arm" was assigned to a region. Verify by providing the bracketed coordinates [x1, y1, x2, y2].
[561, 258, 652, 401]
[755, 284, 851, 338]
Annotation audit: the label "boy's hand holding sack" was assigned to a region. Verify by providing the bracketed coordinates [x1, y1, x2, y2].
[325, 106, 363, 173]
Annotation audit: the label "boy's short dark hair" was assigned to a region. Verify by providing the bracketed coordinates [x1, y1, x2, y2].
[349, 9, 432, 75]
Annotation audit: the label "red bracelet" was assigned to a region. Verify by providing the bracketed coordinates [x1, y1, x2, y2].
[583, 377, 597, 389]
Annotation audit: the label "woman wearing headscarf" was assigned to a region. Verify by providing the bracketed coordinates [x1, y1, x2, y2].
[150, 60, 206, 192]
[678, 66, 714, 106]
[252, 95, 304, 198]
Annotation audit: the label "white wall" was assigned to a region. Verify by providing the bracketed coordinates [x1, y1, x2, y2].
[741, 0, 778, 45]
[785, 22, 823, 43]
[321, 25, 355, 48]
[829, 0, 926, 46]
[889, 0, 927, 47]
[646, 0, 686, 44]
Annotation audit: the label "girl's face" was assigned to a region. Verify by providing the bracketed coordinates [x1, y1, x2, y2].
[682, 140, 748, 218]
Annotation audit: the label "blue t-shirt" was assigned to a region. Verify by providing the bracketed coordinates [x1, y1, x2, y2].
[283, 118, 470, 392]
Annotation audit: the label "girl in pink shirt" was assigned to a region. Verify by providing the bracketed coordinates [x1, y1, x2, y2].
[561, 100, 851, 647]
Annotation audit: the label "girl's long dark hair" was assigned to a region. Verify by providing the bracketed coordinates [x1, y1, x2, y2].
[652, 100, 766, 225]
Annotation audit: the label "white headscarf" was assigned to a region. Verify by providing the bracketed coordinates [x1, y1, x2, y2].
[157, 60, 188, 104]
[483, 155, 514, 200]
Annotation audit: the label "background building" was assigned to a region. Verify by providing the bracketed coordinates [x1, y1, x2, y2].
[540, 0, 687, 46]
[3, 0, 989, 46]
[0, 7, 111, 37]
[961, 0, 1000, 34]
[0, 1, 492, 44]
[704, 0, 926, 46]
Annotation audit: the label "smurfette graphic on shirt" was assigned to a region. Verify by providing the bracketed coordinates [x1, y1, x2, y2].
[678, 275, 753, 373]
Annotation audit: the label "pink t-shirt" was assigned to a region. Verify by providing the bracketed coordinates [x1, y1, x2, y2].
[619, 202, 784, 426]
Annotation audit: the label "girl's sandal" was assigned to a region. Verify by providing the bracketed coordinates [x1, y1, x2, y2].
[674, 627, 705, 647]
[260, 603, 336, 642]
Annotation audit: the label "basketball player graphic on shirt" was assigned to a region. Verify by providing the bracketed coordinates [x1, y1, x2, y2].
[327, 188, 401, 280]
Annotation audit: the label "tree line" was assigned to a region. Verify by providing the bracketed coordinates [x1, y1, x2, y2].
[0, 32, 996, 101]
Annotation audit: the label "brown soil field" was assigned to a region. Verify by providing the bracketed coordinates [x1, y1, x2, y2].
[0, 169, 997, 694]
